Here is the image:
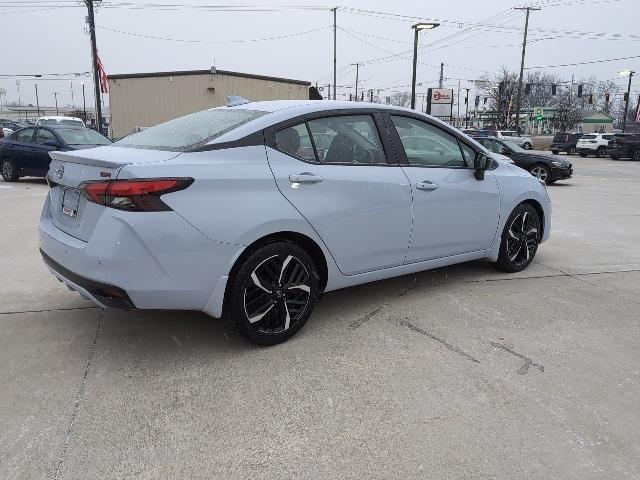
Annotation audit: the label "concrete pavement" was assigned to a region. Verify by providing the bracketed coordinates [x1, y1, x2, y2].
[1, 157, 639, 479]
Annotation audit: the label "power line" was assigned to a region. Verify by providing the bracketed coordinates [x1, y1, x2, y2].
[525, 54, 640, 69]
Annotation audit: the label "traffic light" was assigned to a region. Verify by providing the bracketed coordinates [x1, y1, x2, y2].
[624, 93, 629, 101]
[361, 91, 364, 101]
[588, 94, 593, 105]
[605, 93, 610, 103]
[577, 84, 583, 98]
[525, 83, 531, 95]
[498, 82, 505, 95]
[551, 84, 557, 95]
[484, 97, 488, 105]
[349, 93, 352, 101]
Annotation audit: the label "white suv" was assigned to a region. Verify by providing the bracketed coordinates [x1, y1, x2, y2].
[576, 133, 615, 158]
[494, 130, 533, 150]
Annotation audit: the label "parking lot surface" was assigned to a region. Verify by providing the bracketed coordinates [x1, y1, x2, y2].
[1, 156, 639, 479]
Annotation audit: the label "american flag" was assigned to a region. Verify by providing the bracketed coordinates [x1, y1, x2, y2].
[97, 54, 109, 94]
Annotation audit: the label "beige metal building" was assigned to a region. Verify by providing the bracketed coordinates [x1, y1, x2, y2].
[108, 68, 311, 138]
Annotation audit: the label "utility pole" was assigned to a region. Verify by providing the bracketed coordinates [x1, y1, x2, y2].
[70, 81, 74, 108]
[457, 79, 461, 126]
[85, 0, 103, 131]
[332, 7, 337, 100]
[34, 84, 40, 116]
[514, 6, 540, 133]
[351, 63, 361, 101]
[16, 80, 21, 106]
[82, 82, 87, 122]
[621, 71, 635, 133]
[54, 92, 60, 115]
[438, 63, 444, 89]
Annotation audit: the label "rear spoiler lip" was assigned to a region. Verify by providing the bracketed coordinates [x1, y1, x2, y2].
[50, 150, 131, 169]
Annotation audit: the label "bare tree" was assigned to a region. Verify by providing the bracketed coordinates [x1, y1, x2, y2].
[477, 68, 519, 128]
[389, 91, 410, 108]
[522, 71, 564, 110]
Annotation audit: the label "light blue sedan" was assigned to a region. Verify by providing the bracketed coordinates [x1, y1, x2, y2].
[39, 99, 551, 345]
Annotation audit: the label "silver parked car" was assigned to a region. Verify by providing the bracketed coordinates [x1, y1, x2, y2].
[39, 99, 551, 345]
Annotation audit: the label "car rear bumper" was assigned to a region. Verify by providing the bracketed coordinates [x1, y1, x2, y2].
[38, 192, 244, 316]
[550, 143, 572, 151]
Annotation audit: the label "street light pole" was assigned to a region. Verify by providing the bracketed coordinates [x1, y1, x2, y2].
[620, 70, 635, 133]
[351, 63, 361, 101]
[34, 84, 40, 117]
[332, 7, 337, 100]
[410, 23, 439, 110]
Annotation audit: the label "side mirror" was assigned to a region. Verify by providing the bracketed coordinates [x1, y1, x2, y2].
[474, 154, 488, 181]
[44, 139, 59, 147]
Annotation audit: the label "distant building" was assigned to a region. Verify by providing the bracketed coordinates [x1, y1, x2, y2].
[108, 68, 311, 138]
[577, 110, 614, 134]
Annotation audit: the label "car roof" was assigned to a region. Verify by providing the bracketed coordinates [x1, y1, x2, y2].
[38, 116, 83, 121]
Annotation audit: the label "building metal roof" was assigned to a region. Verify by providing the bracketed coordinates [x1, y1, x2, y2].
[108, 69, 311, 86]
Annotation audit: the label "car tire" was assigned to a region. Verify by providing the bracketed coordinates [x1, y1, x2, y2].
[226, 241, 319, 346]
[1, 158, 19, 182]
[551, 150, 559, 155]
[523, 142, 532, 150]
[633, 150, 640, 161]
[579, 152, 588, 157]
[529, 164, 552, 184]
[567, 147, 576, 155]
[596, 147, 607, 158]
[492, 203, 540, 273]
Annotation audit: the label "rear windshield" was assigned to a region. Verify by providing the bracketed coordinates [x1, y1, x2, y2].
[115, 108, 266, 151]
[59, 119, 84, 127]
[553, 133, 568, 141]
[581, 135, 596, 139]
[56, 128, 111, 146]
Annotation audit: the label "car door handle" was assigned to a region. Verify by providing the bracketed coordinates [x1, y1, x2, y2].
[416, 181, 439, 191]
[289, 173, 324, 184]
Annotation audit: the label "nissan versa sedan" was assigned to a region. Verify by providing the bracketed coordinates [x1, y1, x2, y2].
[39, 99, 551, 345]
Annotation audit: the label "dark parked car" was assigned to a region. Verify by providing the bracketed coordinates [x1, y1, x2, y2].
[0, 126, 111, 182]
[608, 134, 640, 161]
[476, 137, 572, 184]
[550, 132, 583, 155]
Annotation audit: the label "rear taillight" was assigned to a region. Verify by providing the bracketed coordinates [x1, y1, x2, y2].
[80, 178, 193, 211]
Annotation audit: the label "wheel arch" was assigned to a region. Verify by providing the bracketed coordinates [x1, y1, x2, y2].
[520, 199, 545, 241]
[221, 231, 329, 317]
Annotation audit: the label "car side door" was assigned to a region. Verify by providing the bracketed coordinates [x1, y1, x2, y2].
[265, 112, 413, 276]
[388, 114, 500, 263]
[32, 128, 60, 175]
[6, 127, 37, 174]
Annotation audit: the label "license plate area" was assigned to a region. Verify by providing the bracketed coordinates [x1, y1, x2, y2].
[61, 188, 80, 218]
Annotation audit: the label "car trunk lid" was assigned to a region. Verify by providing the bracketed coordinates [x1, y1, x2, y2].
[47, 147, 181, 241]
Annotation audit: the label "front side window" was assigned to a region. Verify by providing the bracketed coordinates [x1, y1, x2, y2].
[307, 115, 385, 164]
[391, 116, 469, 168]
[35, 129, 56, 144]
[115, 108, 266, 151]
[14, 128, 35, 143]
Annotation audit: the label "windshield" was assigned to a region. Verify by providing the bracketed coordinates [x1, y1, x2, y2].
[56, 128, 111, 145]
[502, 140, 525, 152]
[115, 108, 267, 151]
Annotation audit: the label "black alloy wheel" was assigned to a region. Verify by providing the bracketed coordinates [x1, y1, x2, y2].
[493, 204, 540, 272]
[633, 150, 640, 161]
[596, 147, 607, 158]
[1, 158, 19, 182]
[227, 242, 318, 345]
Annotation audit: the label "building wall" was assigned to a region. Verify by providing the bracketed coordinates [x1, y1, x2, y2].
[579, 121, 614, 134]
[108, 72, 309, 138]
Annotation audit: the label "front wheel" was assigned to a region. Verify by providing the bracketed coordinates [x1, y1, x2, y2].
[492, 204, 540, 273]
[633, 150, 640, 161]
[523, 142, 532, 150]
[529, 164, 552, 184]
[226, 242, 319, 345]
[1, 158, 19, 182]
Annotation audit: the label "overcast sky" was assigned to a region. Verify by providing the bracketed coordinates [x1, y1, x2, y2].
[1, 0, 638, 110]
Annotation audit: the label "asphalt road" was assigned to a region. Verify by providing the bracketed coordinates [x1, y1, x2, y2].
[2, 155, 639, 479]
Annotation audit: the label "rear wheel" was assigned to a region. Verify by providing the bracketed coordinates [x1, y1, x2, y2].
[523, 142, 532, 150]
[493, 203, 540, 273]
[529, 164, 551, 184]
[633, 150, 640, 161]
[226, 242, 319, 345]
[596, 147, 607, 158]
[1, 158, 19, 182]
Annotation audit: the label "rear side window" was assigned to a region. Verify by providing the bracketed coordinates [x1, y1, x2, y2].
[391, 115, 471, 168]
[35, 129, 56, 144]
[275, 115, 386, 165]
[581, 135, 596, 139]
[602, 135, 613, 140]
[14, 128, 35, 143]
[115, 108, 266, 151]
[553, 133, 568, 142]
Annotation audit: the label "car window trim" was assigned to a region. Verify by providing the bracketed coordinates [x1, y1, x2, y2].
[269, 110, 397, 167]
[34, 127, 57, 145]
[15, 127, 36, 144]
[385, 112, 477, 170]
